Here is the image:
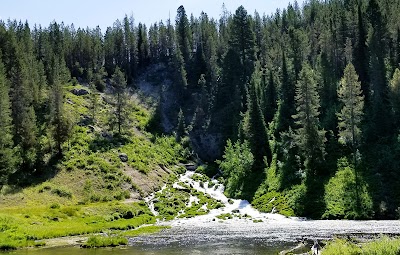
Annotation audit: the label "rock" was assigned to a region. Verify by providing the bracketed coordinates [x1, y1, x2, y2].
[78, 115, 91, 126]
[70, 88, 89, 96]
[101, 132, 112, 140]
[87, 125, 95, 133]
[119, 153, 128, 162]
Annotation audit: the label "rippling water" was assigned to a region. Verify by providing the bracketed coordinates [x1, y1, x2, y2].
[7, 171, 400, 254]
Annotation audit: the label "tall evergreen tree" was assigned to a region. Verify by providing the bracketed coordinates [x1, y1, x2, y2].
[389, 68, 400, 128]
[276, 52, 295, 135]
[241, 68, 272, 168]
[293, 64, 326, 176]
[337, 63, 364, 150]
[337, 63, 365, 210]
[0, 54, 15, 184]
[50, 57, 72, 156]
[229, 6, 255, 79]
[366, 0, 392, 140]
[111, 67, 128, 135]
[10, 49, 38, 169]
[176, 5, 192, 65]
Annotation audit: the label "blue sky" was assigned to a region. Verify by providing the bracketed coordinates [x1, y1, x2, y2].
[1, 0, 302, 32]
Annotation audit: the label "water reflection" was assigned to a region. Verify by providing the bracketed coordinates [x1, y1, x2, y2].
[5, 241, 292, 255]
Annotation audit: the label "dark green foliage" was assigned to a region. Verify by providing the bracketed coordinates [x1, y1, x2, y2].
[0, 55, 15, 184]
[293, 64, 326, 176]
[176, 108, 186, 142]
[240, 68, 271, 169]
[217, 140, 254, 198]
[175, 6, 192, 65]
[252, 191, 295, 217]
[323, 157, 373, 219]
[50, 56, 73, 155]
[111, 67, 128, 135]
[1, 0, 400, 219]
[10, 48, 38, 169]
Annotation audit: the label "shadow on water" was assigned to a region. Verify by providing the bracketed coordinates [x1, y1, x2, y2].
[4, 242, 293, 255]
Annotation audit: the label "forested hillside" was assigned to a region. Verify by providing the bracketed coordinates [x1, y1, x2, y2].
[1, 0, 400, 219]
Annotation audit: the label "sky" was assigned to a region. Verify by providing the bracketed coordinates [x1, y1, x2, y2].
[1, 0, 303, 32]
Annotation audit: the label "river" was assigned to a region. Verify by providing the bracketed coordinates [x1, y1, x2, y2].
[5, 171, 400, 254]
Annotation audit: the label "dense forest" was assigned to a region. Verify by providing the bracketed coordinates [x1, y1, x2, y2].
[1, 0, 400, 219]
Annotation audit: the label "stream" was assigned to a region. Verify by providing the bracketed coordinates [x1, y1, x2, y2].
[6, 171, 400, 254]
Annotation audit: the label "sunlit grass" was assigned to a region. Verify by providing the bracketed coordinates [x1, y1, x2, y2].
[0, 202, 155, 250]
[323, 236, 400, 255]
[82, 235, 128, 248]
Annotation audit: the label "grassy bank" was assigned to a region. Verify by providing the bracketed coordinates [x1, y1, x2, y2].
[0, 202, 154, 250]
[0, 83, 189, 251]
[323, 236, 400, 255]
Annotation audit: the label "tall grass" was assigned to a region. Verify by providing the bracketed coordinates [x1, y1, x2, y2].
[323, 236, 400, 255]
[82, 235, 128, 248]
[0, 202, 155, 250]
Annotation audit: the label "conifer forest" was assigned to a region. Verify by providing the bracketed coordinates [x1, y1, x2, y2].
[1, 0, 400, 219]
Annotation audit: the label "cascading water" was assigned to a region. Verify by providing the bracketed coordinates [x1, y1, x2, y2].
[145, 170, 292, 225]
[139, 170, 400, 253]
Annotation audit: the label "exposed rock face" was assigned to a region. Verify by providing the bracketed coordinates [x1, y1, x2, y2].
[190, 132, 224, 161]
[119, 153, 128, 162]
[70, 88, 89, 96]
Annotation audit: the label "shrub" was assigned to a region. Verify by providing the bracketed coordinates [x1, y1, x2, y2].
[52, 188, 73, 199]
[323, 157, 373, 219]
[50, 203, 60, 209]
[82, 235, 128, 248]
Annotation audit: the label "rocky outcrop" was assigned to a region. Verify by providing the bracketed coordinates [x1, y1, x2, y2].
[70, 88, 89, 96]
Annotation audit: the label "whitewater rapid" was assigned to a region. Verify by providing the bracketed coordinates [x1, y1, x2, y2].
[171, 171, 291, 225]
[140, 170, 400, 247]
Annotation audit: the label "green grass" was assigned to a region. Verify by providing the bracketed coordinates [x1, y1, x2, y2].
[0, 82, 190, 250]
[251, 191, 295, 217]
[122, 225, 171, 237]
[153, 182, 224, 220]
[82, 235, 128, 248]
[323, 236, 400, 255]
[0, 202, 155, 250]
[216, 213, 233, 220]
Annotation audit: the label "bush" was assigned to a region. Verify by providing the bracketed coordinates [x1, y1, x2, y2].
[252, 191, 295, 217]
[52, 188, 73, 199]
[217, 140, 254, 198]
[323, 157, 373, 219]
[323, 237, 400, 255]
[82, 235, 128, 248]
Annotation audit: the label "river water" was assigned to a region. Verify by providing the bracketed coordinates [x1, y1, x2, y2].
[5, 171, 400, 254]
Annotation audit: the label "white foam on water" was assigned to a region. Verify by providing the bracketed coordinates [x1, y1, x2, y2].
[153, 171, 293, 226]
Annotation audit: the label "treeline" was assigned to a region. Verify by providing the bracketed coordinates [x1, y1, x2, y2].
[1, 0, 400, 219]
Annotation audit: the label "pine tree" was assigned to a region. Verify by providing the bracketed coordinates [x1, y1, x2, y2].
[229, 5, 256, 107]
[10, 50, 38, 169]
[293, 64, 326, 176]
[176, 108, 186, 142]
[241, 68, 272, 169]
[176, 5, 192, 65]
[337, 63, 365, 210]
[367, 0, 392, 140]
[337, 63, 364, 149]
[264, 70, 277, 124]
[50, 57, 72, 156]
[0, 54, 15, 184]
[111, 67, 128, 135]
[89, 82, 99, 124]
[276, 52, 295, 135]
[389, 68, 400, 128]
